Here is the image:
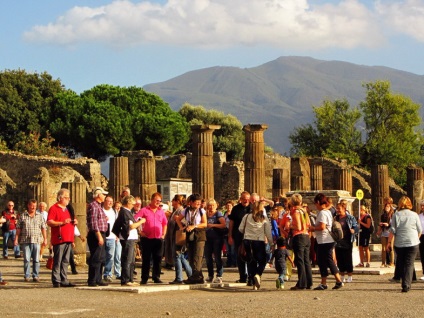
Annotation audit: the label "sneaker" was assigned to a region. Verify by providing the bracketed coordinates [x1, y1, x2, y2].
[253, 274, 261, 290]
[33, 277, 40, 283]
[284, 275, 289, 282]
[280, 283, 284, 289]
[24, 277, 31, 282]
[365, 263, 370, 268]
[341, 276, 346, 283]
[276, 278, 281, 289]
[206, 276, 213, 283]
[347, 276, 353, 283]
[213, 277, 223, 284]
[314, 284, 328, 290]
[332, 281, 344, 289]
[104, 276, 113, 283]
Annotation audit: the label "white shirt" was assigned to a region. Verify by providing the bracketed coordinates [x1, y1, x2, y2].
[104, 207, 117, 240]
[315, 209, 334, 244]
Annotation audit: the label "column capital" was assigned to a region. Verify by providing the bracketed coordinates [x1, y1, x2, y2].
[191, 124, 221, 132]
[243, 124, 268, 132]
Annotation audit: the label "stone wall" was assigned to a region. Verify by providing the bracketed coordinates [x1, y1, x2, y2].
[0, 151, 102, 211]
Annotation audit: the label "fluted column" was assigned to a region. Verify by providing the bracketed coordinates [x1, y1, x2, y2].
[191, 125, 221, 199]
[62, 178, 87, 264]
[334, 168, 352, 194]
[310, 163, 323, 191]
[109, 156, 129, 201]
[371, 165, 389, 223]
[133, 151, 157, 206]
[243, 124, 268, 196]
[407, 166, 423, 213]
[272, 168, 290, 198]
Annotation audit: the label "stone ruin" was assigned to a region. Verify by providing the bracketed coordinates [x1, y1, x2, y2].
[1, 123, 423, 262]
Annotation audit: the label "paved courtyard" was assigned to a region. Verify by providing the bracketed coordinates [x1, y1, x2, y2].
[0, 256, 423, 318]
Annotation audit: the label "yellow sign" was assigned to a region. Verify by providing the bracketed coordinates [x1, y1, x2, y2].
[356, 189, 364, 201]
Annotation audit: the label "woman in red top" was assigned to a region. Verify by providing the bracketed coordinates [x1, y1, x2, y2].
[2, 201, 21, 259]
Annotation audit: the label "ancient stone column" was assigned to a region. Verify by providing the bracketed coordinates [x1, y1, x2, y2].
[136, 151, 157, 206]
[310, 163, 323, 191]
[334, 168, 353, 194]
[109, 156, 129, 201]
[243, 124, 268, 196]
[62, 178, 87, 265]
[191, 125, 221, 200]
[272, 168, 290, 198]
[371, 165, 389, 223]
[406, 166, 423, 213]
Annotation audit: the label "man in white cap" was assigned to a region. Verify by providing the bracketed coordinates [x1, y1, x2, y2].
[87, 187, 109, 287]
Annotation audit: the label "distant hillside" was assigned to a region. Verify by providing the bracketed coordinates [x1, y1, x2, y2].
[143, 56, 424, 155]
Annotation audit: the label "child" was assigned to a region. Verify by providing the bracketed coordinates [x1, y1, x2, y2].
[268, 208, 281, 266]
[273, 237, 294, 289]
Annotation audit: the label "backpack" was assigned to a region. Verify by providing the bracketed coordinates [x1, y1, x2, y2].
[329, 217, 344, 242]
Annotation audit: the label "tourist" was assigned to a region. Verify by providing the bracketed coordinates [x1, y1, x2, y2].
[37, 202, 48, 262]
[103, 195, 121, 282]
[47, 188, 77, 288]
[357, 205, 372, 268]
[289, 193, 313, 290]
[223, 200, 236, 268]
[14, 199, 47, 282]
[176, 193, 207, 284]
[387, 196, 422, 292]
[86, 187, 109, 287]
[419, 200, 424, 280]
[377, 203, 394, 268]
[334, 203, 358, 283]
[2, 201, 21, 259]
[204, 198, 226, 283]
[273, 237, 294, 289]
[311, 193, 344, 290]
[238, 201, 273, 290]
[228, 191, 253, 285]
[0, 215, 8, 285]
[112, 195, 145, 286]
[278, 200, 294, 281]
[168, 195, 192, 284]
[135, 192, 168, 284]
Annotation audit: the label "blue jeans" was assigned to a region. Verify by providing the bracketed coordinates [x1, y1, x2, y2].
[3, 229, 20, 257]
[225, 238, 236, 266]
[114, 239, 122, 277]
[205, 237, 224, 278]
[22, 243, 40, 278]
[104, 239, 120, 278]
[174, 250, 192, 282]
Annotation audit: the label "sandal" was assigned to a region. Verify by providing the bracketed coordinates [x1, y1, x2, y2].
[355, 263, 364, 267]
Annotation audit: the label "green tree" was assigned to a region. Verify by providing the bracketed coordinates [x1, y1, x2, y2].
[289, 99, 362, 165]
[49, 85, 189, 161]
[0, 69, 65, 149]
[360, 80, 423, 184]
[179, 103, 245, 160]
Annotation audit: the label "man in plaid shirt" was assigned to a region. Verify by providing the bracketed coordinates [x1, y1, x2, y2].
[87, 187, 109, 287]
[15, 199, 47, 282]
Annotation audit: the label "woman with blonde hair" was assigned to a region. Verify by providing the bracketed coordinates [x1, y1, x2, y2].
[239, 201, 273, 290]
[387, 196, 422, 292]
[289, 193, 313, 290]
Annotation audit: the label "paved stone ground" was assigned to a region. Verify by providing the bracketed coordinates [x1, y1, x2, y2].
[1, 256, 424, 318]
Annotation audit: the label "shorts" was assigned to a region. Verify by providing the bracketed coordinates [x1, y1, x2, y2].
[358, 235, 370, 247]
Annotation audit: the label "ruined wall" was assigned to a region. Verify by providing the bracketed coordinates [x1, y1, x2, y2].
[0, 151, 102, 211]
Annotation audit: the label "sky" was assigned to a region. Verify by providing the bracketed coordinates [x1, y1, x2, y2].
[1, 0, 424, 94]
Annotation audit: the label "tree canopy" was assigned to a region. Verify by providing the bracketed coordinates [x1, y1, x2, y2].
[179, 103, 245, 161]
[0, 69, 65, 150]
[289, 80, 423, 185]
[48, 85, 190, 161]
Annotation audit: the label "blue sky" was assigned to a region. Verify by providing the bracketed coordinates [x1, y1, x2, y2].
[1, 0, 424, 94]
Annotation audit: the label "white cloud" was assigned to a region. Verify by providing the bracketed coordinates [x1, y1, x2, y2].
[376, 0, 424, 42]
[23, 0, 385, 50]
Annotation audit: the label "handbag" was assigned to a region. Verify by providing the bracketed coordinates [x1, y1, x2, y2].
[237, 214, 250, 262]
[175, 229, 186, 246]
[46, 252, 54, 270]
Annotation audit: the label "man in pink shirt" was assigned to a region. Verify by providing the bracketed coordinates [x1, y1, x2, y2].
[134, 192, 167, 284]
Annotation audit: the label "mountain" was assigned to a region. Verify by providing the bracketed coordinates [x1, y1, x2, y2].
[143, 56, 424, 155]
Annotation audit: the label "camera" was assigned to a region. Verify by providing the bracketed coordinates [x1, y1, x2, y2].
[58, 235, 62, 240]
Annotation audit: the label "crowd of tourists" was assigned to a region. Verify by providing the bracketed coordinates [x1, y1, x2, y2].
[1, 188, 423, 293]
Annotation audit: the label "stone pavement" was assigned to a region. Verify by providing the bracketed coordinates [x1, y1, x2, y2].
[1, 255, 422, 293]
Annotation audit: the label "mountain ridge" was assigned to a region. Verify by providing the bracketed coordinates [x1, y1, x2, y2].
[144, 56, 424, 155]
